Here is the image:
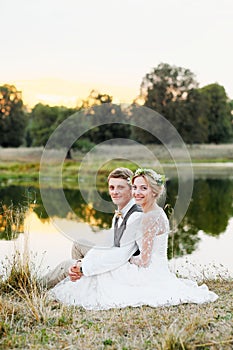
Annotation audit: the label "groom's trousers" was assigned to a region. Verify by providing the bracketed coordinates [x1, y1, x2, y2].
[41, 240, 92, 289]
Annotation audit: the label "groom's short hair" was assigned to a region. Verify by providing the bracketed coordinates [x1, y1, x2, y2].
[107, 167, 133, 182]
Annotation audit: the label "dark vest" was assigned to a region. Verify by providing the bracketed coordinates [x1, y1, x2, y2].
[114, 204, 142, 255]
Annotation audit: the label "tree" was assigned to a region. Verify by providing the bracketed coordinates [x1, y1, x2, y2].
[139, 64, 233, 144]
[200, 84, 233, 143]
[175, 89, 209, 143]
[27, 104, 77, 159]
[137, 63, 205, 143]
[229, 99, 233, 114]
[141, 62, 198, 115]
[78, 90, 131, 144]
[79, 89, 113, 109]
[27, 103, 76, 159]
[44, 89, 130, 158]
[26, 103, 76, 147]
[0, 84, 27, 147]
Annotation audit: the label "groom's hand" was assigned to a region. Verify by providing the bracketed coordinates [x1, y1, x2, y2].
[68, 262, 83, 282]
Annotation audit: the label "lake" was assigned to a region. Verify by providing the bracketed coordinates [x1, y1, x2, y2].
[0, 171, 233, 281]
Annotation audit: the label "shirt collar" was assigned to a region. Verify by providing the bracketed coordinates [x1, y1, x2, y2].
[118, 198, 136, 217]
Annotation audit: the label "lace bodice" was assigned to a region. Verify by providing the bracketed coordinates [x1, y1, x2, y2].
[130, 207, 169, 267]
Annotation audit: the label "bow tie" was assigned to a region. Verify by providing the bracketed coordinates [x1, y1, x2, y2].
[115, 210, 123, 218]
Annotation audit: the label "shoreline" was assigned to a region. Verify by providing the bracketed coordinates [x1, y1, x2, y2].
[0, 144, 233, 163]
[0, 145, 232, 185]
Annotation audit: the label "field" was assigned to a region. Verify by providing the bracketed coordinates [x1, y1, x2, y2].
[0, 274, 233, 349]
[0, 145, 232, 186]
[0, 144, 233, 163]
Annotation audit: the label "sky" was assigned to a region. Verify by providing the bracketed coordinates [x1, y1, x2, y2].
[1, 0, 233, 108]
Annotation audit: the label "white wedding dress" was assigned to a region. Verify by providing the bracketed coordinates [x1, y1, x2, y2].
[50, 206, 218, 310]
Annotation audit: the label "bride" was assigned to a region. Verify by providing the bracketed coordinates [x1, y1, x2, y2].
[49, 168, 218, 310]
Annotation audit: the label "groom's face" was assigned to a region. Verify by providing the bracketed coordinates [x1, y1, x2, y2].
[108, 177, 132, 210]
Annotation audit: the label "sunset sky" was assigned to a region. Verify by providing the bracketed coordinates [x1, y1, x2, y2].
[1, 0, 233, 108]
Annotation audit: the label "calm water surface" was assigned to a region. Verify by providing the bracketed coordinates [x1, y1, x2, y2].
[0, 176, 233, 280]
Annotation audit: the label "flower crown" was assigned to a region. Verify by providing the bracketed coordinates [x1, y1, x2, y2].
[127, 168, 166, 186]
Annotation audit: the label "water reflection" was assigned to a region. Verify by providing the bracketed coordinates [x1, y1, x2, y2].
[170, 218, 233, 281]
[0, 208, 232, 280]
[0, 179, 232, 264]
[189, 179, 233, 236]
[165, 179, 233, 258]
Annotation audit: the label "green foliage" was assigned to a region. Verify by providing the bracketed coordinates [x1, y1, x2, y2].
[180, 88, 209, 143]
[141, 62, 198, 115]
[26, 103, 76, 147]
[26, 91, 131, 157]
[200, 84, 233, 143]
[228, 99, 233, 113]
[74, 138, 95, 152]
[139, 63, 205, 143]
[79, 90, 131, 144]
[2, 74, 232, 149]
[0, 84, 27, 147]
[85, 105, 131, 144]
[140, 63, 233, 144]
[163, 88, 210, 144]
[103, 338, 113, 345]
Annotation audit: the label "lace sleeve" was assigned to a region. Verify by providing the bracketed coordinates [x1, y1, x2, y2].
[130, 211, 168, 268]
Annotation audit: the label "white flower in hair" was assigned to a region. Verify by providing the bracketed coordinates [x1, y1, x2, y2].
[133, 168, 166, 186]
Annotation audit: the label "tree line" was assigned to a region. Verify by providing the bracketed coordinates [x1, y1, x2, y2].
[0, 63, 232, 150]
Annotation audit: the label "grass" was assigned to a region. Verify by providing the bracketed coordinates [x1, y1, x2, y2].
[0, 144, 232, 189]
[0, 157, 232, 189]
[0, 268, 233, 349]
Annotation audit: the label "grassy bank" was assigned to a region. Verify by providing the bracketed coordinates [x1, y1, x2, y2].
[0, 276, 232, 349]
[0, 145, 233, 187]
[0, 244, 233, 350]
[0, 145, 233, 163]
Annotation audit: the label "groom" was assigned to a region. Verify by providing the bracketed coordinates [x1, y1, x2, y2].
[42, 167, 142, 287]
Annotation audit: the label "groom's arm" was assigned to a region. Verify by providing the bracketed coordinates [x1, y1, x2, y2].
[81, 215, 142, 276]
[81, 244, 136, 277]
[68, 242, 137, 280]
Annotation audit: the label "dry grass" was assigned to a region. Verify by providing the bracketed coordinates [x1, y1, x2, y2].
[0, 145, 233, 164]
[1, 145, 233, 186]
[0, 256, 233, 349]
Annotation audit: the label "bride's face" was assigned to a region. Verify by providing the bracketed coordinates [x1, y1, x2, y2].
[132, 176, 154, 210]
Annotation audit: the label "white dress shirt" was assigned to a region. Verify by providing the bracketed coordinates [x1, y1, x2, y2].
[82, 199, 142, 276]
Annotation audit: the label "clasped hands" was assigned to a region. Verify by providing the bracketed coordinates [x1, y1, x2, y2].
[68, 260, 83, 282]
